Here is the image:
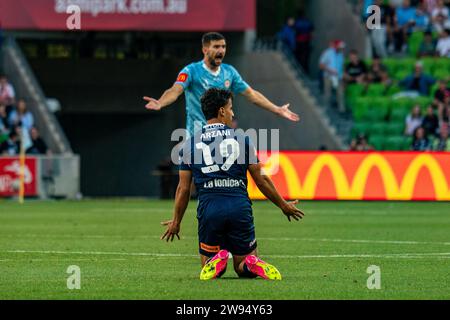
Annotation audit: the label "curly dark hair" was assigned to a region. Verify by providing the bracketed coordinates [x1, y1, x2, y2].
[200, 88, 233, 120]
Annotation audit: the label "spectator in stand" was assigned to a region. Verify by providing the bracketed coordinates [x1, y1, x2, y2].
[350, 134, 374, 151]
[319, 40, 346, 113]
[367, 55, 392, 85]
[418, 30, 438, 57]
[411, 126, 431, 150]
[8, 99, 34, 131]
[413, 2, 431, 32]
[434, 79, 450, 104]
[431, 0, 450, 33]
[423, 0, 439, 16]
[0, 130, 20, 155]
[26, 127, 50, 155]
[370, 0, 393, 58]
[294, 11, 314, 74]
[0, 74, 16, 111]
[432, 123, 450, 150]
[438, 99, 450, 127]
[422, 105, 440, 136]
[392, 0, 417, 53]
[436, 28, 450, 57]
[0, 104, 9, 135]
[399, 61, 436, 96]
[405, 105, 423, 135]
[278, 17, 296, 53]
[344, 49, 368, 85]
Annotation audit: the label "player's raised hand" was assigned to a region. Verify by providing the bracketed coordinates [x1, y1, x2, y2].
[278, 104, 300, 122]
[160, 220, 181, 242]
[143, 96, 162, 111]
[281, 200, 305, 222]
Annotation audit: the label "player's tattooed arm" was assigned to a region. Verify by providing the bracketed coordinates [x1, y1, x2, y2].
[241, 87, 300, 122]
[248, 163, 305, 222]
[161, 170, 192, 242]
[144, 84, 184, 111]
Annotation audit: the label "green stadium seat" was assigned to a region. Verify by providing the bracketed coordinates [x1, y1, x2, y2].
[386, 122, 405, 135]
[421, 57, 435, 74]
[403, 136, 413, 150]
[408, 32, 424, 57]
[352, 97, 371, 121]
[352, 122, 371, 137]
[392, 98, 415, 111]
[369, 122, 388, 135]
[394, 69, 411, 81]
[433, 58, 450, 72]
[429, 82, 440, 98]
[383, 58, 399, 75]
[413, 96, 433, 110]
[366, 83, 386, 97]
[363, 108, 386, 121]
[373, 97, 391, 116]
[386, 84, 401, 96]
[369, 135, 385, 151]
[385, 136, 407, 151]
[346, 83, 365, 99]
[390, 107, 409, 122]
[432, 68, 450, 80]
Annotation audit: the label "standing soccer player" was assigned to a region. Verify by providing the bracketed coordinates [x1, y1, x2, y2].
[160, 88, 305, 280]
[143, 32, 300, 136]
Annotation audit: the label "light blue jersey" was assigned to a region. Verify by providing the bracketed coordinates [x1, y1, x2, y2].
[175, 61, 249, 136]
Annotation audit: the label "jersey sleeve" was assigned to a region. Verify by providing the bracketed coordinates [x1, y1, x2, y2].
[174, 65, 192, 90]
[230, 66, 250, 94]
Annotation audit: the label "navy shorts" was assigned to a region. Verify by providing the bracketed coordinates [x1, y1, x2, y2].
[197, 195, 257, 257]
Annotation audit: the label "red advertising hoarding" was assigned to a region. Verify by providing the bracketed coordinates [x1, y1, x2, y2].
[248, 152, 450, 201]
[0, 157, 38, 197]
[0, 0, 256, 31]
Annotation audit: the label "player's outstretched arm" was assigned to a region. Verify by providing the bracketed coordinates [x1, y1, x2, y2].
[160, 170, 192, 242]
[144, 84, 184, 111]
[248, 163, 304, 222]
[241, 87, 300, 122]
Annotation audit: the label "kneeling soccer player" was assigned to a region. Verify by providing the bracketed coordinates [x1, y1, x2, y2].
[160, 88, 305, 280]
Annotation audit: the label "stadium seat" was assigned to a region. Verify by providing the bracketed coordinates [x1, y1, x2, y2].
[393, 98, 415, 111]
[369, 135, 385, 151]
[366, 83, 386, 97]
[408, 31, 424, 57]
[352, 97, 370, 121]
[394, 69, 411, 81]
[386, 122, 405, 135]
[386, 84, 401, 96]
[390, 107, 409, 122]
[433, 58, 450, 72]
[346, 83, 365, 104]
[369, 122, 387, 135]
[385, 136, 407, 151]
[383, 58, 399, 74]
[413, 96, 433, 110]
[363, 108, 386, 121]
[432, 68, 450, 80]
[352, 122, 371, 137]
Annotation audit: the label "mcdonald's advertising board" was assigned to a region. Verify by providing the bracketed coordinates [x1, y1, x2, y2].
[248, 152, 450, 201]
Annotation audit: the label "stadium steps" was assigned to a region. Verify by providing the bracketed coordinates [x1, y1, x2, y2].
[254, 38, 350, 149]
[2, 37, 72, 154]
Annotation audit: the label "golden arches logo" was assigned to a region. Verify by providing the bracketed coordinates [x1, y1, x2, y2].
[248, 153, 450, 201]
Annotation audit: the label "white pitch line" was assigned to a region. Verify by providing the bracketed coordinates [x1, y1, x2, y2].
[3, 250, 450, 260]
[2, 234, 450, 246]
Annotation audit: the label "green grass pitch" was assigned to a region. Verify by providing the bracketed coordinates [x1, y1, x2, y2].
[0, 199, 449, 300]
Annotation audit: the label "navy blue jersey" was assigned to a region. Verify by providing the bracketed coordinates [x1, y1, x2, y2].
[179, 123, 258, 200]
